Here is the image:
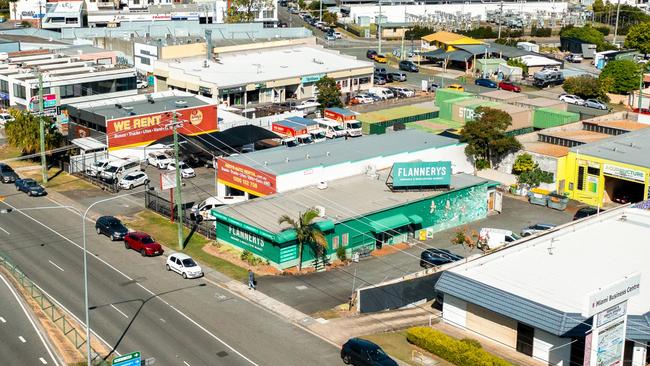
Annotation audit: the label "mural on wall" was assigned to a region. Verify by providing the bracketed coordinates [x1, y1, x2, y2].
[426, 185, 488, 233]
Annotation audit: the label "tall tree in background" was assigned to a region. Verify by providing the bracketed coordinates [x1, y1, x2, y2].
[562, 75, 609, 101]
[599, 60, 641, 94]
[624, 22, 650, 56]
[314, 76, 343, 111]
[226, 0, 273, 22]
[278, 209, 327, 271]
[592, 0, 605, 12]
[5, 110, 64, 155]
[460, 107, 521, 169]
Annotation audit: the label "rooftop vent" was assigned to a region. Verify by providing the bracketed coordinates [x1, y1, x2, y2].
[174, 100, 187, 107]
[317, 181, 327, 190]
[312, 58, 324, 64]
[314, 205, 326, 217]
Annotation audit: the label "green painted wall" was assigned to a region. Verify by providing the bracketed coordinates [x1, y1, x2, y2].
[215, 182, 489, 269]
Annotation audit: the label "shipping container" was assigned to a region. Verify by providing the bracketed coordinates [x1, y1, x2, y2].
[517, 97, 567, 111]
[450, 99, 500, 123]
[438, 97, 471, 121]
[533, 108, 580, 129]
[480, 90, 527, 103]
[435, 88, 473, 106]
[493, 103, 533, 131]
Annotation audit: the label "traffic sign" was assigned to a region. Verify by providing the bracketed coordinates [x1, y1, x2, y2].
[112, 351, 141, 366]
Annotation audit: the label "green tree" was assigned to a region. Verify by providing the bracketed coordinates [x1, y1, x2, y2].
[517, 167, 554, 188]
[624, 22, 650, 55]
[562, 75, 609, 101]
[460, 107, 521, 169]
[322, 11, 337, 25]
[5, 110, 64, 156]
[451, 226, 478, 255]
[560, 25, 609, 51]
[506, 58, 528, 76]
[226, 0, 273, 22]
[307, 0, 320, 11]
[599, 59, 641, 94]
[592, 0, 605, 12]
[314, 76, 342, 111]
[278, 208, 327, 271]
[297, 0, 306, 10]
[512, 153, 535, 175]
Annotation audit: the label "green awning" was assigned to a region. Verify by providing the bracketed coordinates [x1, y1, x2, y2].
[314, 220, 335, 232]
[368, 214, 411, 233]
[408, 215, 423, 225]
[275, 229, 297, 244]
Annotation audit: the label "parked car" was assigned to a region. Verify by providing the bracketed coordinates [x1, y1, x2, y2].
[351, 94, 374, 104]
[398, 60, 419, 72]
[565, 53, 583, 63]
[585, 99, 608, 110]
[419, 248, 463, 268]
[332, 31, 342, 39]
[498, 81, 521, 92]
[341, 338, 398, 366]
[167, 161, 196, 178]
[387, 72, 407, 82]
[475, 78, 498, 88]
[95, 216, 129, 241]
[0, 163, 18, 183]
[118, 171, 149, 190]
[325, 33, 336, 41]
[373, 54, 387, 63]
[147, 152, 173, 169]
[559, 94, 585, 106]
[137, 80, 148, 89]
[0, 112, 15, 126]
[388, 86, 414, 98]
[447, 84, 465, 92]
[166, 253, 203, 279]
[520, 223, 556, 237]
[15, 178, 46, 196]
[427, 83, 440, 92]
[366, 93, 382, 102]
[366, 49, 377, 59]
[124, 232, 163, 257]
[374, 75, 387, 85]
[478, 228, 520, 249]
[573, 206, 603, 220]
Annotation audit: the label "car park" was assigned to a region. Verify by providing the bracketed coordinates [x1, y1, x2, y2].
[398, 60, 419, 72]
[167, 161, 196, 178]
[15, 178, 46, 196]
[373, 54, 387, 63]
[584, 99, 608, 110]
[419, 248, 463, 268]
[475, 78, 498, 88]
[559, 94, 585, 106]
[565, 53, 583, 63]
[341, 338, 398, 366]
[498, 81, 521, 92]
[124, 232, 163, 257]
[0, 163, 18, 183]
[387, 72, 407, 82]
[147, 152, 173, 169]
[166, 253, 203, 279]
[520, 223, 556, 237]
[118, 171, 149, 190]
[447, 84, 464, 92]
[95, 216, 129, 241]
[573, 207, 603, 220]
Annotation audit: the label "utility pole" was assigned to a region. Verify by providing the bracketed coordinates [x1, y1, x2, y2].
[377, 0, 382, 55]
[400, 32, 405, 61]
[38, 1, 43, 29]
[168, 113, 184, 250]
[639, 71, 644, 111]
[319, 0, 322, 22]
[38, 73, 47, 184]
[497, 1, 504, 40]
[613, 0, 621, 47]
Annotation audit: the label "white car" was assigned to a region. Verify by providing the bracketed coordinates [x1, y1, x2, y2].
[118, 171, 149, 190]
[559, 94, 585, 106]
[333, 31, 342, 39]
[0, 112, 14, 126]
[167, 161, 195, 178]
[137, 80, 148, 89]
[147, 153, 173, 169]
[166, 253, 203, 279]
[391, 87, 415, 98]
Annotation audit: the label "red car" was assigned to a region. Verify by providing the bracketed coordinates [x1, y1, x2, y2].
[124, 232, 164, 257]
[498, 81, 521, 93]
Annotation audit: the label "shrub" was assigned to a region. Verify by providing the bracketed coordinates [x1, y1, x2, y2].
[475, 159, 490, 170]
[240, 250, 263, 266]
[406, 327, 513, 366]
[530, 26, 552, 37]
[336, 246, 347, 261]
[460, 338, 483, 349]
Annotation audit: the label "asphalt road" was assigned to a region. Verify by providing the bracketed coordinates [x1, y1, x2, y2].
[0, 185, 340, 365]
[0, 272, 60, 366]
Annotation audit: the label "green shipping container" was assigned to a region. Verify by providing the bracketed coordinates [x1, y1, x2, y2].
[533, 108, 580, 129]
[451, 99, 500, 123]
[435, 88, 473, 105]
[439, 97, 471, 121]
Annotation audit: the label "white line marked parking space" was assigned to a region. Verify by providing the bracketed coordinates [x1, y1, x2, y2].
[48, 260, 64, 272]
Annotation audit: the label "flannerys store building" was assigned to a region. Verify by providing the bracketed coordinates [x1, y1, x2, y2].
[211, 161, 498, 269]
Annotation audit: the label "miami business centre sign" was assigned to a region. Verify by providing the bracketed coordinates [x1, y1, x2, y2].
[392, 161, 452, 188]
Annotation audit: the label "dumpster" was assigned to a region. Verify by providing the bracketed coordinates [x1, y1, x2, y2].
[547, 192, 569, 211]
[528, 188, 550, 206]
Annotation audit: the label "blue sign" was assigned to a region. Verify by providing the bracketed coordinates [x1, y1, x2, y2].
[112, 351, 141, 366]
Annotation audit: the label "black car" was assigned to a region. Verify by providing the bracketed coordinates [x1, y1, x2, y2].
[95, 216, 129, 241]
[398, 60, 419, 72]
[420, 248, 463, 268]
[366, 49, 378, 59]
[573, 207, 604, 221]
[341, 338, 398, 366]
[0, 163, 18, 183]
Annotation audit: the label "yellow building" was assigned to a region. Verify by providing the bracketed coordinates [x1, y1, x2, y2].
[561, 126, 650, 207]
[420, 31, 484, 52]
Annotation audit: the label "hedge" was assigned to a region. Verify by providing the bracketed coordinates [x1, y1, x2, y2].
[406, 327, 514, 366]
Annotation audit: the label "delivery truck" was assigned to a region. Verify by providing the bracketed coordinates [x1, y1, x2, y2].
[323, 107, 362, 137]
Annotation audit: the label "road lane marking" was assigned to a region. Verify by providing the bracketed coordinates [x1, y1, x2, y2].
[0, 226, 9, 235]
[48, 260, 64, 272]
[0, 316, 5, 323]
[39, 357, 47, 364]
[160, 318, 166, 323]
[110, 304, 128, 319]
[184, 361, 191, 366]
[18, 335, 26, 343]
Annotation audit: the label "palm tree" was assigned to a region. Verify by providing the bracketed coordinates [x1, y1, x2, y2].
[278, 208, 328, 271]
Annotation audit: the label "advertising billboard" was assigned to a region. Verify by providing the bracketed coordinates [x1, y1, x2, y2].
[217, 159, 276, 197]
[106, 105, 217, 150]
[392, 161, 451, 187]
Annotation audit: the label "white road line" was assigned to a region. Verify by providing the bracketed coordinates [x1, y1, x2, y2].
[0, 316, 5, 323]
[0, 226, 9, 235]
[0, 274, 60, 366]
[183, 361, 191, 366]
[47, 260, 64, 272]
[110, 304, 128, 319]
[39, 357, 47, 364]
[18, 335, 26, 343]
[159, 318, 166, 323]
[8, 200, 259, 366]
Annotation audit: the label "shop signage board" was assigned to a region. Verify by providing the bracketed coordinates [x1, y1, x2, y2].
[596, 302, 626, 328]
[595, 320, 626, 366]
[106, 104, 217, 150]
[217, 159, 276, 196]
[585, 273, 641, 317]
[301, 74, 324, 84]
[603, 164, 645, 182]
[392, 161, 451, 188]
[29, 94, 57, 111]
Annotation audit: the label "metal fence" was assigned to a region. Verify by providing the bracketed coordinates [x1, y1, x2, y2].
[0, 254, 109, 365]
[144, 190, 216, 240]
[65, 159, 123, 194]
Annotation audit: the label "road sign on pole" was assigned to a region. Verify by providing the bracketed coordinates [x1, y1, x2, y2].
[112, 351, 141, 366]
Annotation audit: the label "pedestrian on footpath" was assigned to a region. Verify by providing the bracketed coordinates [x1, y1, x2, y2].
[248, 269, 256, 290]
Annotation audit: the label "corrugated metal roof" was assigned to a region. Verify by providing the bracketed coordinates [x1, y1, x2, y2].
[569, 127, 650, 168]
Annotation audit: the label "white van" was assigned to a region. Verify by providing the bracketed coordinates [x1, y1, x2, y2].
[190, 197, 229, 221]
[368, 87, 393, 100]
[316, 118, 346, 139]
[100, 159, 142, 182]
[86, 158, 112, 177]
[478, 228, 521, 250]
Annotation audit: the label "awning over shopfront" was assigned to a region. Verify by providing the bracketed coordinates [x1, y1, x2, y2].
[408, 215, 423, 225]
[368, 214, 411, 233]
[314, 220, 335, 232]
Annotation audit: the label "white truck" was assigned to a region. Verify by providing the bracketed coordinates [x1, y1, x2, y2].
[323, 108, 362, 137]
[315, 118, 347, 139]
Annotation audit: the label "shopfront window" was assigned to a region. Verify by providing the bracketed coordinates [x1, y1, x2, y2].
[13, 84, 26, 99]
[60, 77, 136, 99]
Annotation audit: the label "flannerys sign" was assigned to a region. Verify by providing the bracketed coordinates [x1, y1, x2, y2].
[392, 161, 451, 187]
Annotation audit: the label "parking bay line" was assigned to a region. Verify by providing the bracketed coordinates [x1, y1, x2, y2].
[48, 260, 64, 272]
[0, 226, 9, 235]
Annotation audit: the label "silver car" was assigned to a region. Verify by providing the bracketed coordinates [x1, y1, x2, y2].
[584, 99, 608, 110]
[521, 223, 556, 237]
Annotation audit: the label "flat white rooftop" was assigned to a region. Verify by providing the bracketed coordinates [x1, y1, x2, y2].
[448, 206, 650, 316]
[158, 45, 373, 88]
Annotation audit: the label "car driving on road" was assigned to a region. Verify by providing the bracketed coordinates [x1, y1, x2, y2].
[166, 253, 203, 279]
[0, 163, 18, 183]
[15, 178, 46, 196]
[124, 232, 164, 257]
[475, 78, 498, 88]
[398, 60, 419, 72]
[95, 216, 129, 241]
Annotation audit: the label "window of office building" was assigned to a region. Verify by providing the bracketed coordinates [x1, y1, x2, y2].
[0, 80, 8, 94]
[13, 84, 26, 99]
[61, 77, 136, 99]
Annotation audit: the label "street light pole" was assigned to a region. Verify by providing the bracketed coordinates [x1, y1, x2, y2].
[377, 0, 382, 55]
[167, 113, 185, 250]
[38, 72, 47, 184]
[613, 0, 621, 47]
